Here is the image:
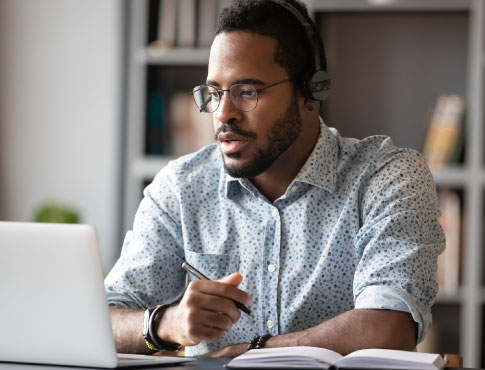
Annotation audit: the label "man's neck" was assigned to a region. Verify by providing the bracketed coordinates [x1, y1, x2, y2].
[250, 118, 320, 203]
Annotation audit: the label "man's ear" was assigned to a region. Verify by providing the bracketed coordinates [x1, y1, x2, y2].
[302, 97, 320, 116]
[302, 93, 317, 108]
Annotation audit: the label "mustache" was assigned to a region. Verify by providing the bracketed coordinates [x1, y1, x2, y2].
[214, 120, 257, 140]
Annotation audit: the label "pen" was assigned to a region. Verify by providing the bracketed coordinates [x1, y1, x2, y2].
[181, 261, 255, 318]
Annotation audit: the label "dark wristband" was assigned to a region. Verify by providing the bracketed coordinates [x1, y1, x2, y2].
[144, 304, 181, 352]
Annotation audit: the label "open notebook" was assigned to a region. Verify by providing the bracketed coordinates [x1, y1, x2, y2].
[0, 222, 194, 368]
[226, 346, 447, 369]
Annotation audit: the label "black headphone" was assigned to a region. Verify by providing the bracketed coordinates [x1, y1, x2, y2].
[271, 0, 330, 102]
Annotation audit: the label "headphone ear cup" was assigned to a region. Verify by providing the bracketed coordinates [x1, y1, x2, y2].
[304, 70, 331, 102]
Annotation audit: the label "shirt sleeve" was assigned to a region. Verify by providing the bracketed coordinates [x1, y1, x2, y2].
[104, 163, 187, 309]
[353, 145, 445, 343]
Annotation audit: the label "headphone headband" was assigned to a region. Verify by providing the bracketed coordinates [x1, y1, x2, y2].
[270, 0, 330, 101]
[271, 0, 321, 71]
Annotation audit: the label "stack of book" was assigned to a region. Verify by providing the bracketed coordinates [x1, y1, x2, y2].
[149, 0, 231, 53]
[435, 189, 462, 294]
[168, 92, 215, 156]
[145, 90, 214, 156]
[422, 94, 466, 170]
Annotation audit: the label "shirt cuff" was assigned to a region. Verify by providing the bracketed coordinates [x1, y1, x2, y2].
[105, 288, 147, 310]
[354, 285, 432, 343]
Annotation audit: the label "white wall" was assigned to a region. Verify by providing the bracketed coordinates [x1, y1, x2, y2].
[0, 0, 123, 271]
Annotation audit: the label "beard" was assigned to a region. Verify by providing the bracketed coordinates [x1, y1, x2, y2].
[217, 97, 302, 178]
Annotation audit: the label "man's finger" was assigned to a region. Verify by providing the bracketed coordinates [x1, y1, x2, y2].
[218, 272, 243, 287]
[189, 279, 252, 306]
[186, 293, 242, 323]
[189, 309, 235, 331]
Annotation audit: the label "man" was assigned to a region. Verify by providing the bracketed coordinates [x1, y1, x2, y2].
[105, 0, 444, 358]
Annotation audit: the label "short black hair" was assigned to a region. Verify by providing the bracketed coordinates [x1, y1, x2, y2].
[215, 0, 327, 97]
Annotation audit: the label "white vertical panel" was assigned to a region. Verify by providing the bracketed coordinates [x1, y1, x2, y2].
[0, 0, 122, 271]
[462, 0, 484, 368]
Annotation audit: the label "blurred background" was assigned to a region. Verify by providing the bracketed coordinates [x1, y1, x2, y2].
[0, 0, 123, 270]
[0, 0, 483, 367]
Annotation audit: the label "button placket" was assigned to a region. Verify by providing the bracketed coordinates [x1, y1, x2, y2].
[261, 205, 280, 336]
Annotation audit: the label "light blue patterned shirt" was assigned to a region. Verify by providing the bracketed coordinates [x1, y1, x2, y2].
[105, 120, 444, 356]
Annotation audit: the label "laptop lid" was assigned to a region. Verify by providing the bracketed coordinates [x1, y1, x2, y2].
[0, 222, 119, 368]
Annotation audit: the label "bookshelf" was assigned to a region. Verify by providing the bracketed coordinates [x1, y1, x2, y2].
[122, 0, 484, 367]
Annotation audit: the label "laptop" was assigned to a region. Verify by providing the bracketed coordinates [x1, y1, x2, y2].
[0, 221, 194, 368]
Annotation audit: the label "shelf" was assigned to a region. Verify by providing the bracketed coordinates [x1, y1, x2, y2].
[134, 47, 210, 66]
[309, 0, 471, 12]
[123, 1, 485, 366]
[131, 155, 175, 180]
[431, 166, 471, 187]
[480, 171, 485, 186]
[131, 159, 485, 188]
[432, 168, 485, 187]
[435, 289, 463, 304]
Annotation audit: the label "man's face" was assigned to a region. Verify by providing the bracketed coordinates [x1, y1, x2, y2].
[207, 32, 303, 178]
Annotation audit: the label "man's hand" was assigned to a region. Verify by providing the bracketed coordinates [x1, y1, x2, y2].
[157, 272, 252, 346]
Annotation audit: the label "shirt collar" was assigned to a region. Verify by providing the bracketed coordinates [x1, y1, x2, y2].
[219, 117, 338, 198]
[294, 117, 337, 193]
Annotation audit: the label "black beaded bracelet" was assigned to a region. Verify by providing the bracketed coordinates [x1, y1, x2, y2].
[247, 334, 272, 350]
[248, 336, 259, 350]
[256, 334, 272, 349]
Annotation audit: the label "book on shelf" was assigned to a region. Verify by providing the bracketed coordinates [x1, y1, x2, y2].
[198, 0, 218, 47]
[446, 110, 466, 166]
[176, 0, 196, 47]
[226, 347, 446, 370]
[435, 189, 461, 294]
[156, 0, 176, 48]
[150, 0, 219, 52]
[416, 322, 439, 355]
[218, 0, 232, 14]
[168, 92, 215, 156]
[422, 94, 466, 170]
[145, 91, 168, 155]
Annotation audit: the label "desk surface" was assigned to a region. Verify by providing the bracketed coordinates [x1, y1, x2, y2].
[0, 358, 226, 370]
[0, 358, 481, 370]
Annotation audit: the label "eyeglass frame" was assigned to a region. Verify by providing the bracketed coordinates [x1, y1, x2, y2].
[190, 78, 290, 113]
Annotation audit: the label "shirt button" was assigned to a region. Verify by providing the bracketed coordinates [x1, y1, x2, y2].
[272, 209, 278, 217]
[266, 320, 275, 329]
[267, 264, 276, 272]
[291, 185, 298, 192]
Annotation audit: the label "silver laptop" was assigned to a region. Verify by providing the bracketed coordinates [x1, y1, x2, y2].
[0, 222, 194, 368]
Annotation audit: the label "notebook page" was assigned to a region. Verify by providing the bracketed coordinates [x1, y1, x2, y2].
[335, 349, 446, 369]
[227, 346, 343, 368]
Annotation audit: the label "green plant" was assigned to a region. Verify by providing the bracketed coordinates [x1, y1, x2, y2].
[34, 202, 80, 224]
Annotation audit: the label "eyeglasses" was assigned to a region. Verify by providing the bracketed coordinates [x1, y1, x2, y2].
[190, 79, 289, 113]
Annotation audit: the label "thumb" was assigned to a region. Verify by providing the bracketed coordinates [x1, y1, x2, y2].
[218, 272, 243, 287]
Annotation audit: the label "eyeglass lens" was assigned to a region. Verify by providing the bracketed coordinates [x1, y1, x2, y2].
[192, 84, 258, 113]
